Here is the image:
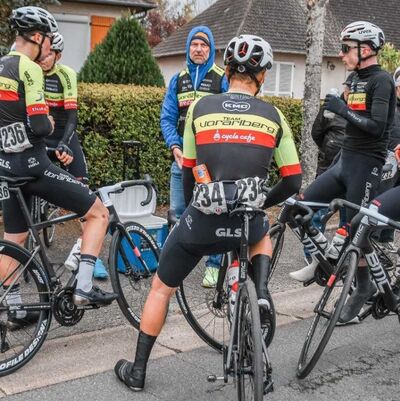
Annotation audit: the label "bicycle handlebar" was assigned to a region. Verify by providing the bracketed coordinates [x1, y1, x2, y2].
[119, 174, 154, 206]
[329, 198, 400, 231]
[283, 197, 314, 225]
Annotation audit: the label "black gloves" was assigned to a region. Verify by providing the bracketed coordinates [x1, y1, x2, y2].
[323, 94, 348, 117]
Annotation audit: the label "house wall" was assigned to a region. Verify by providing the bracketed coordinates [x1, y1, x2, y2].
[157, 52, 347, 99]
[48, 2, 138, 72]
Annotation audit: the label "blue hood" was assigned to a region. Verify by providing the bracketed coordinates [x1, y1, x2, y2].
[185, 26, 216, 90]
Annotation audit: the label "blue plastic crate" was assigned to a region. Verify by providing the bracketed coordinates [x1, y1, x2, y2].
[117, 222, 168, 273]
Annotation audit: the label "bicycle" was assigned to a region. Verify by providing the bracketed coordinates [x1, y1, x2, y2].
[0, 174, 159, 376]
[176, 197, 314, 352]
[206, 206, 274, 400]
[296, 198, 400, 379]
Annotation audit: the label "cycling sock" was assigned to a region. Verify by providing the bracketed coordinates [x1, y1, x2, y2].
[76, 254, 96, 292]
[339, 267, 376, 323]
[250, 254, 271, 301]
[5, 283, 26, 319]
[130, 331, 157, 374]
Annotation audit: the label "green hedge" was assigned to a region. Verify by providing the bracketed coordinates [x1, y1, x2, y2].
[78, 83, 303, 203]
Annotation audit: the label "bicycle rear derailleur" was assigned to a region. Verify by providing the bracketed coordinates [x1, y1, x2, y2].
[53, 288, 84, 326]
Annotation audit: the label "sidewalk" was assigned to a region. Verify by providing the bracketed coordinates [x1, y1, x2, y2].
[0, 285, 322, 397]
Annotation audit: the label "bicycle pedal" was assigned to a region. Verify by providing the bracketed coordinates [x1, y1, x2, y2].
[207, 375, 224, 382]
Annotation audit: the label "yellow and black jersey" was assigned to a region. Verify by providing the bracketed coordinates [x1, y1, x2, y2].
[0, 51, 49, 143]
[183, 91, 301, 181]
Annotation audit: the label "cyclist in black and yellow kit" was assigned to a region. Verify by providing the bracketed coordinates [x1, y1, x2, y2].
[114, 35, 302, 392]
[38, 32, 108, 279]
[0, 7, 117, 328]
[290, 21, 396, 324]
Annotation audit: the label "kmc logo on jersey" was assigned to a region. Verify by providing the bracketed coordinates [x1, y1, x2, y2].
[222, 100, 250, 112]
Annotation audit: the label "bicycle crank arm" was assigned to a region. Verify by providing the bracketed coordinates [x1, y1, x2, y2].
[77, 304, 101, 310]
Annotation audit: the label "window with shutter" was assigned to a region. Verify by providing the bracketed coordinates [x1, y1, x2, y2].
[262, 62, 294, 97]
[91, 16, 115, 50]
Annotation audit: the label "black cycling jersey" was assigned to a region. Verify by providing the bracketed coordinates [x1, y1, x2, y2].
[343, 65, 395, 163]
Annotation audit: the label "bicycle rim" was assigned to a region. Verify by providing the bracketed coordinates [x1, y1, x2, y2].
[176, 257, 230, 352]
[268, 224, 285, 281]
[0, 240, 52, 376]
[236, 280, 264, 401]
[297, 250, 358, 379]
[43, 204, 60, 247]
[109, 222, 160, 329]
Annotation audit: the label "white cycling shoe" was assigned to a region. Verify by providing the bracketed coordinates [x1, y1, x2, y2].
[289, 258, 319, 282]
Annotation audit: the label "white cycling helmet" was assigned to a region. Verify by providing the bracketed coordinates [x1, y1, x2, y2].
[9, 6, 58, 34]
[340, 21, 385, 52]
[51, 32, 64, 52]
[224, 35, 273, 73]
[394, 67, 400, 87]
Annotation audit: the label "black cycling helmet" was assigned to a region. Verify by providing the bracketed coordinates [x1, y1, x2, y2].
[9, 7, 58, 62]
[9, 6, 58, 34]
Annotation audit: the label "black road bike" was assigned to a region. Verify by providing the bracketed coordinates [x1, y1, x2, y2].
[206, 206, 274, 401]
[0, 174, 159, 376]
[296, 198, 400, 379]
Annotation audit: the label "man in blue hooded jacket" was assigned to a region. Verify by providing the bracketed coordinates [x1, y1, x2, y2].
[160, 26, 229, 287]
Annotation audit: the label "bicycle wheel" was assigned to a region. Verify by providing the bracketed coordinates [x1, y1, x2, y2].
[109, 222, 160, 329]
[236, 280, 264, 401]
[42, 203, 61, 248]
[268, 223, 285, 281]
[176, 256, 230, 352]
[297, 250, 358, 379]
[0, 240, 52, 376]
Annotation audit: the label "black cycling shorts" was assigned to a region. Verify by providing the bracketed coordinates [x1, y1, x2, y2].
[46, 133, 89, 184]
[0, 143, 96, 233]
[371, 185, 400, 221]
[302, 150, 383, 223]
[157, 204, 269, 288]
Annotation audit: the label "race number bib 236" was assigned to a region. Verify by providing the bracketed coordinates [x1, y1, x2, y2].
[235, 177, 266, 208]
[192, 182, 228, 215]
[0, 122, 32, 153]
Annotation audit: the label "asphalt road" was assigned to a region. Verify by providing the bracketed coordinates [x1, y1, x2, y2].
[6, 313, 400, 401]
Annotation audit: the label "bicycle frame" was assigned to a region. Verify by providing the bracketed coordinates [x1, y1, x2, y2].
[0, 178, 156, 299]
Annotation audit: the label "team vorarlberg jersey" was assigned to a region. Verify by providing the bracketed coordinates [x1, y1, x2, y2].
[0, 51, 49, 145]
[345, 64, 395, 162]
[43, 64, 78, 140]
[182, 91, 301, 181]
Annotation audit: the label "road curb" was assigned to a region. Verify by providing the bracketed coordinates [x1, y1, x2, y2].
[0, 284, 322, 396]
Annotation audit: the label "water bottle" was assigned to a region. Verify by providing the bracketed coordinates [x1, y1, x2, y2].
[324, 88, 340, 119]
[326, 227, 348, 260]
[227, 260, 239, 321]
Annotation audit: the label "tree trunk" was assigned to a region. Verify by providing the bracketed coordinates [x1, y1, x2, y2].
[300, 0, 329, 188]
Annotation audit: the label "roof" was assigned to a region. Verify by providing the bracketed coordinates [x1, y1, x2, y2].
[63, 0, 156, 10]
[153, 0, 400, 58]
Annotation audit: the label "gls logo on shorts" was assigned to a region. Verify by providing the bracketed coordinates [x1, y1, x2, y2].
[222, 101, 250, 112]
[216, 228, 241, 238]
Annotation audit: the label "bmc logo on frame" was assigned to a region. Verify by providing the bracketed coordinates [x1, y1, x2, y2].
[222, 100, 250, 112]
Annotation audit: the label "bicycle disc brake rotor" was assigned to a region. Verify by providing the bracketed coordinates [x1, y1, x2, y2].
[53, 288, 84, 326]
[371, 294, 390, 319]
[206, 290, 228, 318]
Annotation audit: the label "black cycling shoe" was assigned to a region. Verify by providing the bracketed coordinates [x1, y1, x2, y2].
[7, 311, 40, 331]
[114, 359, 145, 392]
[73, 286, 118, 306]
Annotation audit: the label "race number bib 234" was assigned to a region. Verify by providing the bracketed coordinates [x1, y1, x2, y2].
[192, 182, 228, 215]
[0, 122, 32, 153]
[235, 177, 266, 208]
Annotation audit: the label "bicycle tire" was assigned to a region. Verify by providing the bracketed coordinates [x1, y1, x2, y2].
[43, 203, 60, 248]
[176, 256, 230, 352]
[268, 223, 285, 281]
[236, 279, 264, 401]
[109, 222, 160, 329]
[0, 240, 52, 376]
[297, 250, 358, 379]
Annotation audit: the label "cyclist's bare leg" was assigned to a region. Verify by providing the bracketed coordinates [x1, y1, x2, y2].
[250, 234, 272, 259]
[80, 198, 109, 256]
[140, 273, 176, 336]
[1, 232, 29, 285]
